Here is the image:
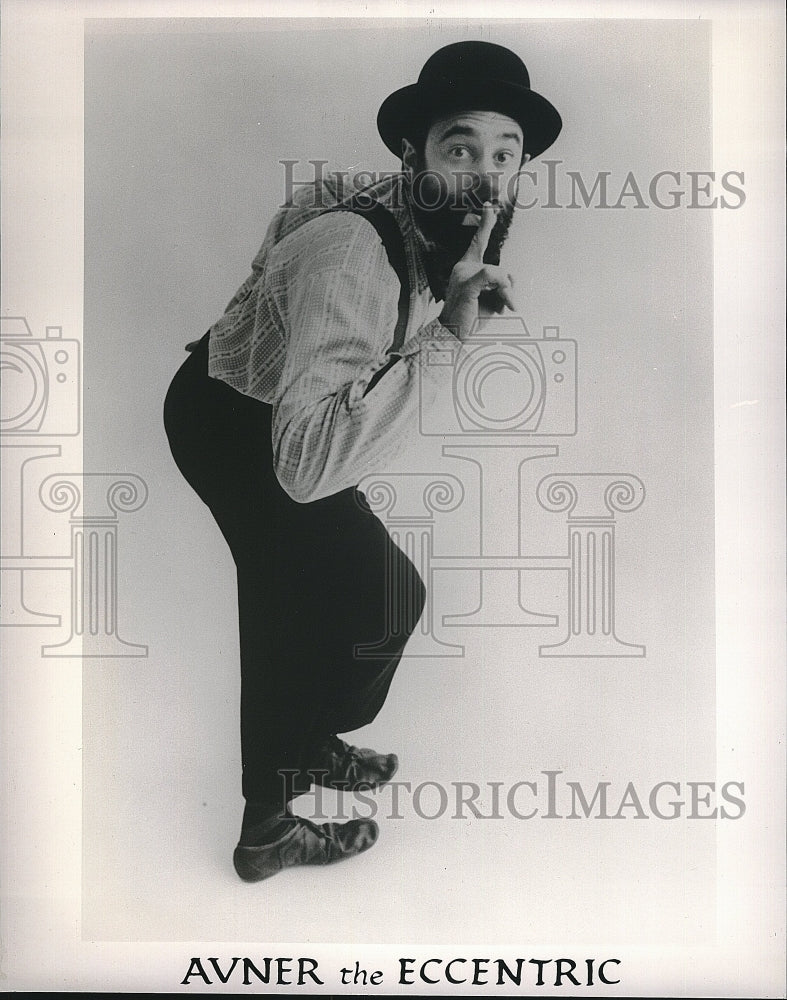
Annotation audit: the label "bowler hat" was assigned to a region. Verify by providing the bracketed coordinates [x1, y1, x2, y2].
[377, 41, 562, 160]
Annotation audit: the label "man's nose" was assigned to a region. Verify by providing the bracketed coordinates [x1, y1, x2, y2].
[474, 160, 502, 200]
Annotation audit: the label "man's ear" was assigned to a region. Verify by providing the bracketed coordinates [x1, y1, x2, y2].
[401, 138, 417, 177]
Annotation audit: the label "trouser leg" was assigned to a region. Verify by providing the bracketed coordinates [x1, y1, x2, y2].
[318, 532, 427, 735]
[163, 337, 426, 809]
[228, 500, 425, 804]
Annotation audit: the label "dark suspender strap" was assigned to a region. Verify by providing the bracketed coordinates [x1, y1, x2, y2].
[191, 197, 412, 400]
[334, 196, 410, 396]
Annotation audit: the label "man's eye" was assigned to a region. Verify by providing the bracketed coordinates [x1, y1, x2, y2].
[496, 151, 515, 164]
[447, 146, 470, 159]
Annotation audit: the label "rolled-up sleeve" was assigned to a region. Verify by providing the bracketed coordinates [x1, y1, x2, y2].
[268, 212, 461, 503]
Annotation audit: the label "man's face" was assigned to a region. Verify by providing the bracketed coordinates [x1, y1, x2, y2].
[404, 109, 528, 262]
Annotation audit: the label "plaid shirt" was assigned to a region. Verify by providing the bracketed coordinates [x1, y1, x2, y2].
[207, 172, 463, 503]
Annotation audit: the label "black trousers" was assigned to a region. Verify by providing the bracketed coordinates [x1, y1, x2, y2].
[163, 334, 426, 805]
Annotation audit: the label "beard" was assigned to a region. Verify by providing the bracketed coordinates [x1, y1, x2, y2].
[406, 156, 516, 302]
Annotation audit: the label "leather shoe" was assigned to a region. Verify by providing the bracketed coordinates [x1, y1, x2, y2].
[309, 735, 399, 790]
[233, 814, 379, 882]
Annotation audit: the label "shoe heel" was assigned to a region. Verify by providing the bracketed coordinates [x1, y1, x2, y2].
[233, 844, 281, 883]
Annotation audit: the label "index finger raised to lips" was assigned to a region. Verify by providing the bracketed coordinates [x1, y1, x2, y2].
[462, 202, 497, 263]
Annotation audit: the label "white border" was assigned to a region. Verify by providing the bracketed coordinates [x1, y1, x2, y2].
[1, 1, 784, 995]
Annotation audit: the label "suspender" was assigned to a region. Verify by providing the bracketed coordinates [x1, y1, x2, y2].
[191, 195, 412, 400]
[334, 196, 411, 396]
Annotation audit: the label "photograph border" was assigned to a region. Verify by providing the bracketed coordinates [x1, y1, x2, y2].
[1, 1, 784, 994]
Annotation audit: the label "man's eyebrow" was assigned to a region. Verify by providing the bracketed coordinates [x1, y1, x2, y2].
[436, 124, 476, 142]
[436, 123, 522, 144]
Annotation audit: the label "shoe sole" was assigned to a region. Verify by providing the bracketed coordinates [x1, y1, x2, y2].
[233, 820, 379, 883]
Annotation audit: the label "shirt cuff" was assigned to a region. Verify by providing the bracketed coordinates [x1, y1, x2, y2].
[399, 316, 468, 423]
[398, 315, 462, 359]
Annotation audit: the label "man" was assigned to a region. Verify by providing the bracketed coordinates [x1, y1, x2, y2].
[163, 40, 561, 882]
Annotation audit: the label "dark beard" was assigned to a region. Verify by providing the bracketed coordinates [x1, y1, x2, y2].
[407, 164, 515, 303]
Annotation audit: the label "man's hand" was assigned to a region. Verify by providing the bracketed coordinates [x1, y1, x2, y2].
[438, 202, 517, 342]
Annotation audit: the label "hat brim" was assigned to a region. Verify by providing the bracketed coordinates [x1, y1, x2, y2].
[377, 78, 562, 161]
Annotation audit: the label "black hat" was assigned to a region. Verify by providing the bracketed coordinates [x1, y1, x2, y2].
[377, 41, 562, 160]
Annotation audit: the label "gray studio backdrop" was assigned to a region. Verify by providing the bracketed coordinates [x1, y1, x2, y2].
[83, 18, 715, 942]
